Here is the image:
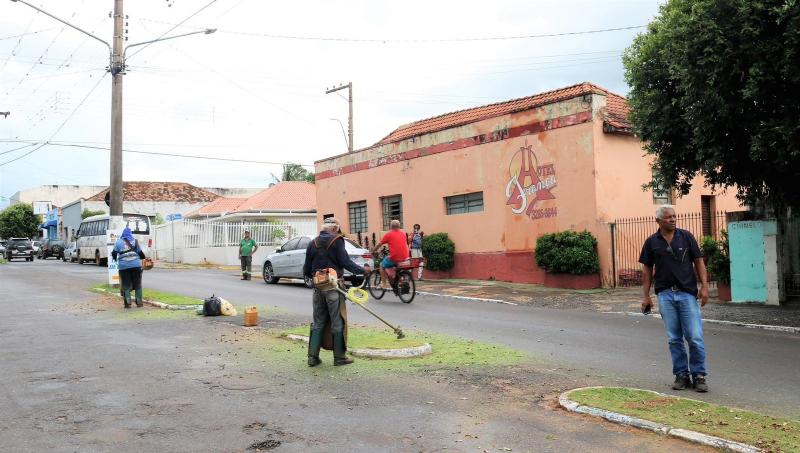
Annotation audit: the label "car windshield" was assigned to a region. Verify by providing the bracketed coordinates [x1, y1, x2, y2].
[51, 240, 65, 246]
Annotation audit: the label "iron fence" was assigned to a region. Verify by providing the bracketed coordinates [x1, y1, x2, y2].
[611, 211, 728, 287]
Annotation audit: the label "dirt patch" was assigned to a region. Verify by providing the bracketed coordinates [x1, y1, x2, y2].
[247, 439, 281, 450]
[621, 397, 675, 410]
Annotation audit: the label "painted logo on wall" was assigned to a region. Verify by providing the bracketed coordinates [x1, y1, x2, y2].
[505, 141, 558, 219]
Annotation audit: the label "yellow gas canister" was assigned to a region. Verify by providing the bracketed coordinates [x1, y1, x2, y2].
[243, 306, 258, 327]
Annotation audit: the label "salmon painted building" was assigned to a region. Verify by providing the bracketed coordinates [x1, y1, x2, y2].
[314, 82, 742, 286]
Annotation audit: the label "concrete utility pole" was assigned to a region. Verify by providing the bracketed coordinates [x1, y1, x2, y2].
[326, 83, 353, 152]
[110, 0, 124, 217]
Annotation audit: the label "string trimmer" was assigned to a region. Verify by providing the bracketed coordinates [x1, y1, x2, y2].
[337, 274, 405, 339]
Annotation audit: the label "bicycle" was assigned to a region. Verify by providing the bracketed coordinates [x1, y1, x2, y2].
[366, 250, 418, 304]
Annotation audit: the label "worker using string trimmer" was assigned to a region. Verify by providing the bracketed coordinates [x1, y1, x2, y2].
[302, 217, 370, 367]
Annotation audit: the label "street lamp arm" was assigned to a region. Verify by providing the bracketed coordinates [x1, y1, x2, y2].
[10, 0, 111, 53]
[123, 28, 217, 59]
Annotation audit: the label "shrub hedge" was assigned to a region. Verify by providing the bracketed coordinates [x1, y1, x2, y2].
[534, 230, 600, 275]
[421, 232, 455, 271]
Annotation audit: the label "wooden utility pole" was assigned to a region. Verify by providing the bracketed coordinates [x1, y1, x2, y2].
[326, 83, 353, 152]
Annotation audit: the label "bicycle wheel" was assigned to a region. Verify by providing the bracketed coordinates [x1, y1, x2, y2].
[396, 270, 416, 304]
[367, 272, 385, 300]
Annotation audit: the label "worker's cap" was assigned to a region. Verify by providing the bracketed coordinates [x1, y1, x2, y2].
[323, 217, 340, 226]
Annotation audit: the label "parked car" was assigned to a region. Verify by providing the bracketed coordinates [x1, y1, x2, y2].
[262, 235, 372, 287]
[38, 238, 66, 260]
[31, 240, 41, 254]
[5, 238, 34, 262]
[0, 240, 6, 255]
[62, 241, 78, 262]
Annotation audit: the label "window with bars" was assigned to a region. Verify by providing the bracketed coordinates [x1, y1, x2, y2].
[347, 201, 368, 234]
[381, 195, 403, 230]
[652, 170, 672, 205]
[446, 192, 484, 215]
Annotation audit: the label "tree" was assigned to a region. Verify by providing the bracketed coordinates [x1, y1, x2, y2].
[151, 213, 165, 225]
[81, 208, 106, 219]
[281, 163, 315, 183]
[623, 0, 800, 210]
[0, 204, 40, 239]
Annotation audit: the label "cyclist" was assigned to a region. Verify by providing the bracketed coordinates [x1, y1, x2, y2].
[371, 219, 409, 290]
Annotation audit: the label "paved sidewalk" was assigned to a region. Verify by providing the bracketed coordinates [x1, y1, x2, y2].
[416, 279, 800, 328]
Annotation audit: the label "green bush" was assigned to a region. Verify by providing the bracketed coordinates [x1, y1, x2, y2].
[421, 232, 455, 271]
[702, 231, 730, 285]
[534, 230, 599, 275]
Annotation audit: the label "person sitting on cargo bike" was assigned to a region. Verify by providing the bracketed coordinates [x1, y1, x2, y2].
[369, 219, 417, 303]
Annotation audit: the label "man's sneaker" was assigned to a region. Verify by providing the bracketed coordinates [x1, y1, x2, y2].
[672, 374, 691, 390]
[693, 375, 708, 392]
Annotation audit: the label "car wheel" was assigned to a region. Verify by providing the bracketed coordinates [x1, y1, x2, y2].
[263, 263, 279, 284]
[304, 275, 315, 289]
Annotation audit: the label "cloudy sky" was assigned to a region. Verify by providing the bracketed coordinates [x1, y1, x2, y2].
[0, 0, 663, 207]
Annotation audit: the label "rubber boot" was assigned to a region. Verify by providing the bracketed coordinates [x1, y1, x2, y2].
[241, 272, 247, 280]
[333, 331, 353, 366]
[135, 288, 143, 307]
[122, 289, 132, 309]
[307, 327, 323, 367]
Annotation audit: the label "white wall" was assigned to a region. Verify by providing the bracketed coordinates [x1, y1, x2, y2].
[181, 245, 278, 266]
[11, 185, 106, 208]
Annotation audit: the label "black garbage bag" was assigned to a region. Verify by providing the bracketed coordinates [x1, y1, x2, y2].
[202, 295, 222, 316]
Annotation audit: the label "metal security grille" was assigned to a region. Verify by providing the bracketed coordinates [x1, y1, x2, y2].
[611, 211, 727, 287]
[381, 195, 403, 230]
[781, 216, 800, 298]
[446, 191, 484, 215]
[348, 201, 368, 234]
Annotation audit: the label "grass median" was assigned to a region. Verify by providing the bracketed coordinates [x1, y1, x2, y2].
[281, 324, 526, 368]
[91, 283, 202, 306]
[569, 387, 799, 452]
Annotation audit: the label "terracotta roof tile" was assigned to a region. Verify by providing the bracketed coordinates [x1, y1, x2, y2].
[234, 181, 316, 212]
[87, 181, 220, 203]
[376, 81, 631, 145]
[186, 197, 246, 217]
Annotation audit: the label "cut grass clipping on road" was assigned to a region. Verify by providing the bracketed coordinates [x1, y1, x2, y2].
[569, 387, 800, 452]
[282, 324, 526, 367]
[91, 283, 201, 306]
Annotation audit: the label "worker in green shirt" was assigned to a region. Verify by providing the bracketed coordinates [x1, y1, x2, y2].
[239, 230, 258, 280]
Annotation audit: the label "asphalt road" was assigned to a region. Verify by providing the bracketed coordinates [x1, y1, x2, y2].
[0, 258, 715, 452]
[19, 259, 800, 419]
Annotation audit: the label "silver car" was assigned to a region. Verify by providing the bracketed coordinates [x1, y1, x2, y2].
[62, 241, 78, 262]
[262, 234, 371, 288]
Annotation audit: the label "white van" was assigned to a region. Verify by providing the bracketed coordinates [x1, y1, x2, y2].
[76, 213, 151, 265]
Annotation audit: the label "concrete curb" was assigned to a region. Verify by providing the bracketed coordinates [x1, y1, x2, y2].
[285, 334, 432, 359]
[559, 387, 761, 453]
[416, 291, 518, 306]
[610, 311, 800, 335]
[91, 287, 201, 311]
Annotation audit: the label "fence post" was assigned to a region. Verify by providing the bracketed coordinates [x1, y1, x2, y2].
[610, 222, 617, 288]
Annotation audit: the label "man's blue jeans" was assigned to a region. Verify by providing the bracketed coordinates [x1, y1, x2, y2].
[657, 290, 707, 377]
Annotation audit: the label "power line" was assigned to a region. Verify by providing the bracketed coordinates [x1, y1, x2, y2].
[0, 29, 56, 41]
[139, 18, 645, 43]
[20, 141, 315, 167]
[0, 143, 38, 156]
[0, 72, 107, 167]
[126, 0, 219, 62]
[47, 142, 314, 167]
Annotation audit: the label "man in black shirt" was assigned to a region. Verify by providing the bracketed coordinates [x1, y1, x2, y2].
[640, 205, 710, 392]
[302, 217, 368, 367]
